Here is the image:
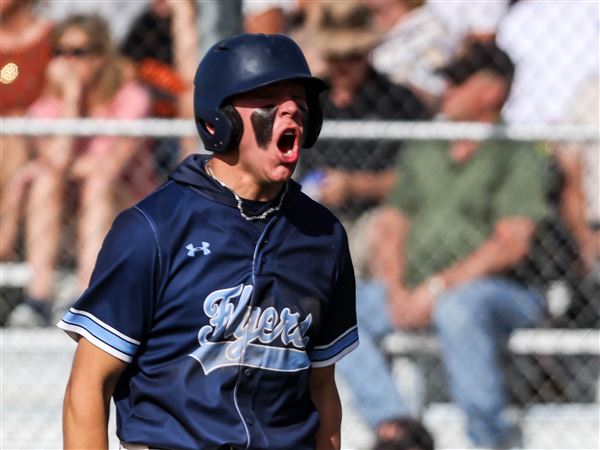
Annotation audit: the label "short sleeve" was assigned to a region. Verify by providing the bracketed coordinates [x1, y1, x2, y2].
[492, 144, 549, 223]
[308, 227, 358, 367]
[27, 96, 62, 119]
[110, 81, 151, 120]
[57, 207, 160, 362]
[461, 0, 508, 35]
[386, 145, 421, 217]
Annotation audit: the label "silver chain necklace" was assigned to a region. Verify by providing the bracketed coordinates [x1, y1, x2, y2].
[205, 161, 288, 222]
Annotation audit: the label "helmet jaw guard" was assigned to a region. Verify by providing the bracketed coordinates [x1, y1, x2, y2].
[193, 33, 328, 153]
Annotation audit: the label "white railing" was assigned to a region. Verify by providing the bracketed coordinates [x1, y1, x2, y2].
[1, 117, 598, 141]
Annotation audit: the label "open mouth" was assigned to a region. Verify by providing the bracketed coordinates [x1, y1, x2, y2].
[276, 129, 298, 158]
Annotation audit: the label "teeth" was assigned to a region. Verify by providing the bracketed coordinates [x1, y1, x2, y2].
[284, 150, 293, 157]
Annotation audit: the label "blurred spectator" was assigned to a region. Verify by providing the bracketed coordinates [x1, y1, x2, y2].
[243, 0, 295, 34]
[289, 1, 331, 78]
[337, 42, 549, 449]
[0, 0, 53, 260]
[497, 0, 599, 124]
[562, 77, 600, 271]
[296, 1, 430, 226]
[428, 0, 510, 55]
[547, 77, 600, 327]
[38, 0, 146, 43]
[498, 0, 599, 326]
[6, 14, 153, 327]
[0, 0, 52, 115]
[121, 0, 200, 177]
[197, 1, 242, 56]
[366, 0, 449, 110]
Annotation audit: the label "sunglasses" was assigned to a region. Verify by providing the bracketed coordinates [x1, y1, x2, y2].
[53, 47, 99, 58]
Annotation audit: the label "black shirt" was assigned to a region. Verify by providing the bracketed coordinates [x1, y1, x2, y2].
[300, 69, 431, 220]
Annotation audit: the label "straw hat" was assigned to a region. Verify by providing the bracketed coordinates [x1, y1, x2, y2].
[295, 1, 382, 58]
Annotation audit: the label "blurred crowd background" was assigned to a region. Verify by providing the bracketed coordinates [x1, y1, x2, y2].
[1, 1, 598, 449]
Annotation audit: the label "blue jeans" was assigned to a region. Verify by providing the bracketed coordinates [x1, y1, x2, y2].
[337, 280, 411, 429]
[433, 277, 544, 447]
[337, 277, 544, 447]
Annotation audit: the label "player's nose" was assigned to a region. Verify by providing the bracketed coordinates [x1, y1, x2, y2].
[277, 98, 304, 121]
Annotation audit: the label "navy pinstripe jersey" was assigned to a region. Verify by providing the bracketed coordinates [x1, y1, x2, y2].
[58, 155, 358, 450]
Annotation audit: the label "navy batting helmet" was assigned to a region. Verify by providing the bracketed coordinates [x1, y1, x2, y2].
[193, 33, 328, 153]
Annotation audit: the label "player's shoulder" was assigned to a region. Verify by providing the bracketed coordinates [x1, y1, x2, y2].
[121, 180, 196, 237]
[135, 179, 198, 218]
[285, 181, 348, 238]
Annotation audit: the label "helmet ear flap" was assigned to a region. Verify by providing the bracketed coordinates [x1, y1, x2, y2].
[220, 104, 243, 152]
[303, 89, 323, 149]
[194, 105, 243, 153]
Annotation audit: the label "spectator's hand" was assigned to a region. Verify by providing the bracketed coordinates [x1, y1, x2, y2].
[46, 58, 82, 101]
[320, 169, 351, 207]
[388, 285, 434, 329]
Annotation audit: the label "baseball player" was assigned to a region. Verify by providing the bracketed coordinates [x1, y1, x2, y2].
[58, 33, 358, 450]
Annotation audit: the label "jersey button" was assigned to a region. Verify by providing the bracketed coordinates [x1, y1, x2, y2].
[246, 417, 254, 425]
[243, 368, 252, 377]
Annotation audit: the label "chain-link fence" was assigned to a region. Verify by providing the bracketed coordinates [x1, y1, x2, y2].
[2, 1, 599, 449]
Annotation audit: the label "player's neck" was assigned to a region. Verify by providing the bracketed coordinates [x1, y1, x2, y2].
[206, 158, 283, 202]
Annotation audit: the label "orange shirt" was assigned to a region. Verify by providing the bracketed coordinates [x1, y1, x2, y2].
[0, 23, 53, 116]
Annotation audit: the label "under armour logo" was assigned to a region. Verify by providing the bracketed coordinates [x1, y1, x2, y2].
[186, 242, 211, 257]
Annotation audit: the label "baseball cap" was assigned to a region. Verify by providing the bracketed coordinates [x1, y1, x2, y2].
[437, 41, 515, 84]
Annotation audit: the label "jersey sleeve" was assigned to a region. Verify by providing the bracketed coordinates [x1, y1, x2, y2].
[308, 226, 358, 367]
[57, 207, 160, 362]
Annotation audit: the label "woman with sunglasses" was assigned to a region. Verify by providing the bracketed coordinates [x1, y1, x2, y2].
[6, 14, 154, 327]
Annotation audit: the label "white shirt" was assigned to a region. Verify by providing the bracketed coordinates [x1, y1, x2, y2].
[428, 0, 509, 54]
[566, 77, 600, 223]
[371, 6, 449, 95]
[497, 0, 600, 124]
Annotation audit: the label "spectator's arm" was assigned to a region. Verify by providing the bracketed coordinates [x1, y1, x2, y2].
[168, 0, 200, 158]
[320, 169, 397, 207]
[169, 0, 199, 94]
[367, 206, 412, 305]
[369, 207, 441, 329]
[63, 338, 127, 449]
[390, 216, 536, 329]
[244, 6, 285, 34]
[310, 365, 341, 450]
[33, 59, 83, 172]
[555, 146, 598, 270]
[436, 216, 536, 290]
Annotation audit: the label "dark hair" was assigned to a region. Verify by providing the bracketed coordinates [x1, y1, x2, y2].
[437, 41, 515, 85]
